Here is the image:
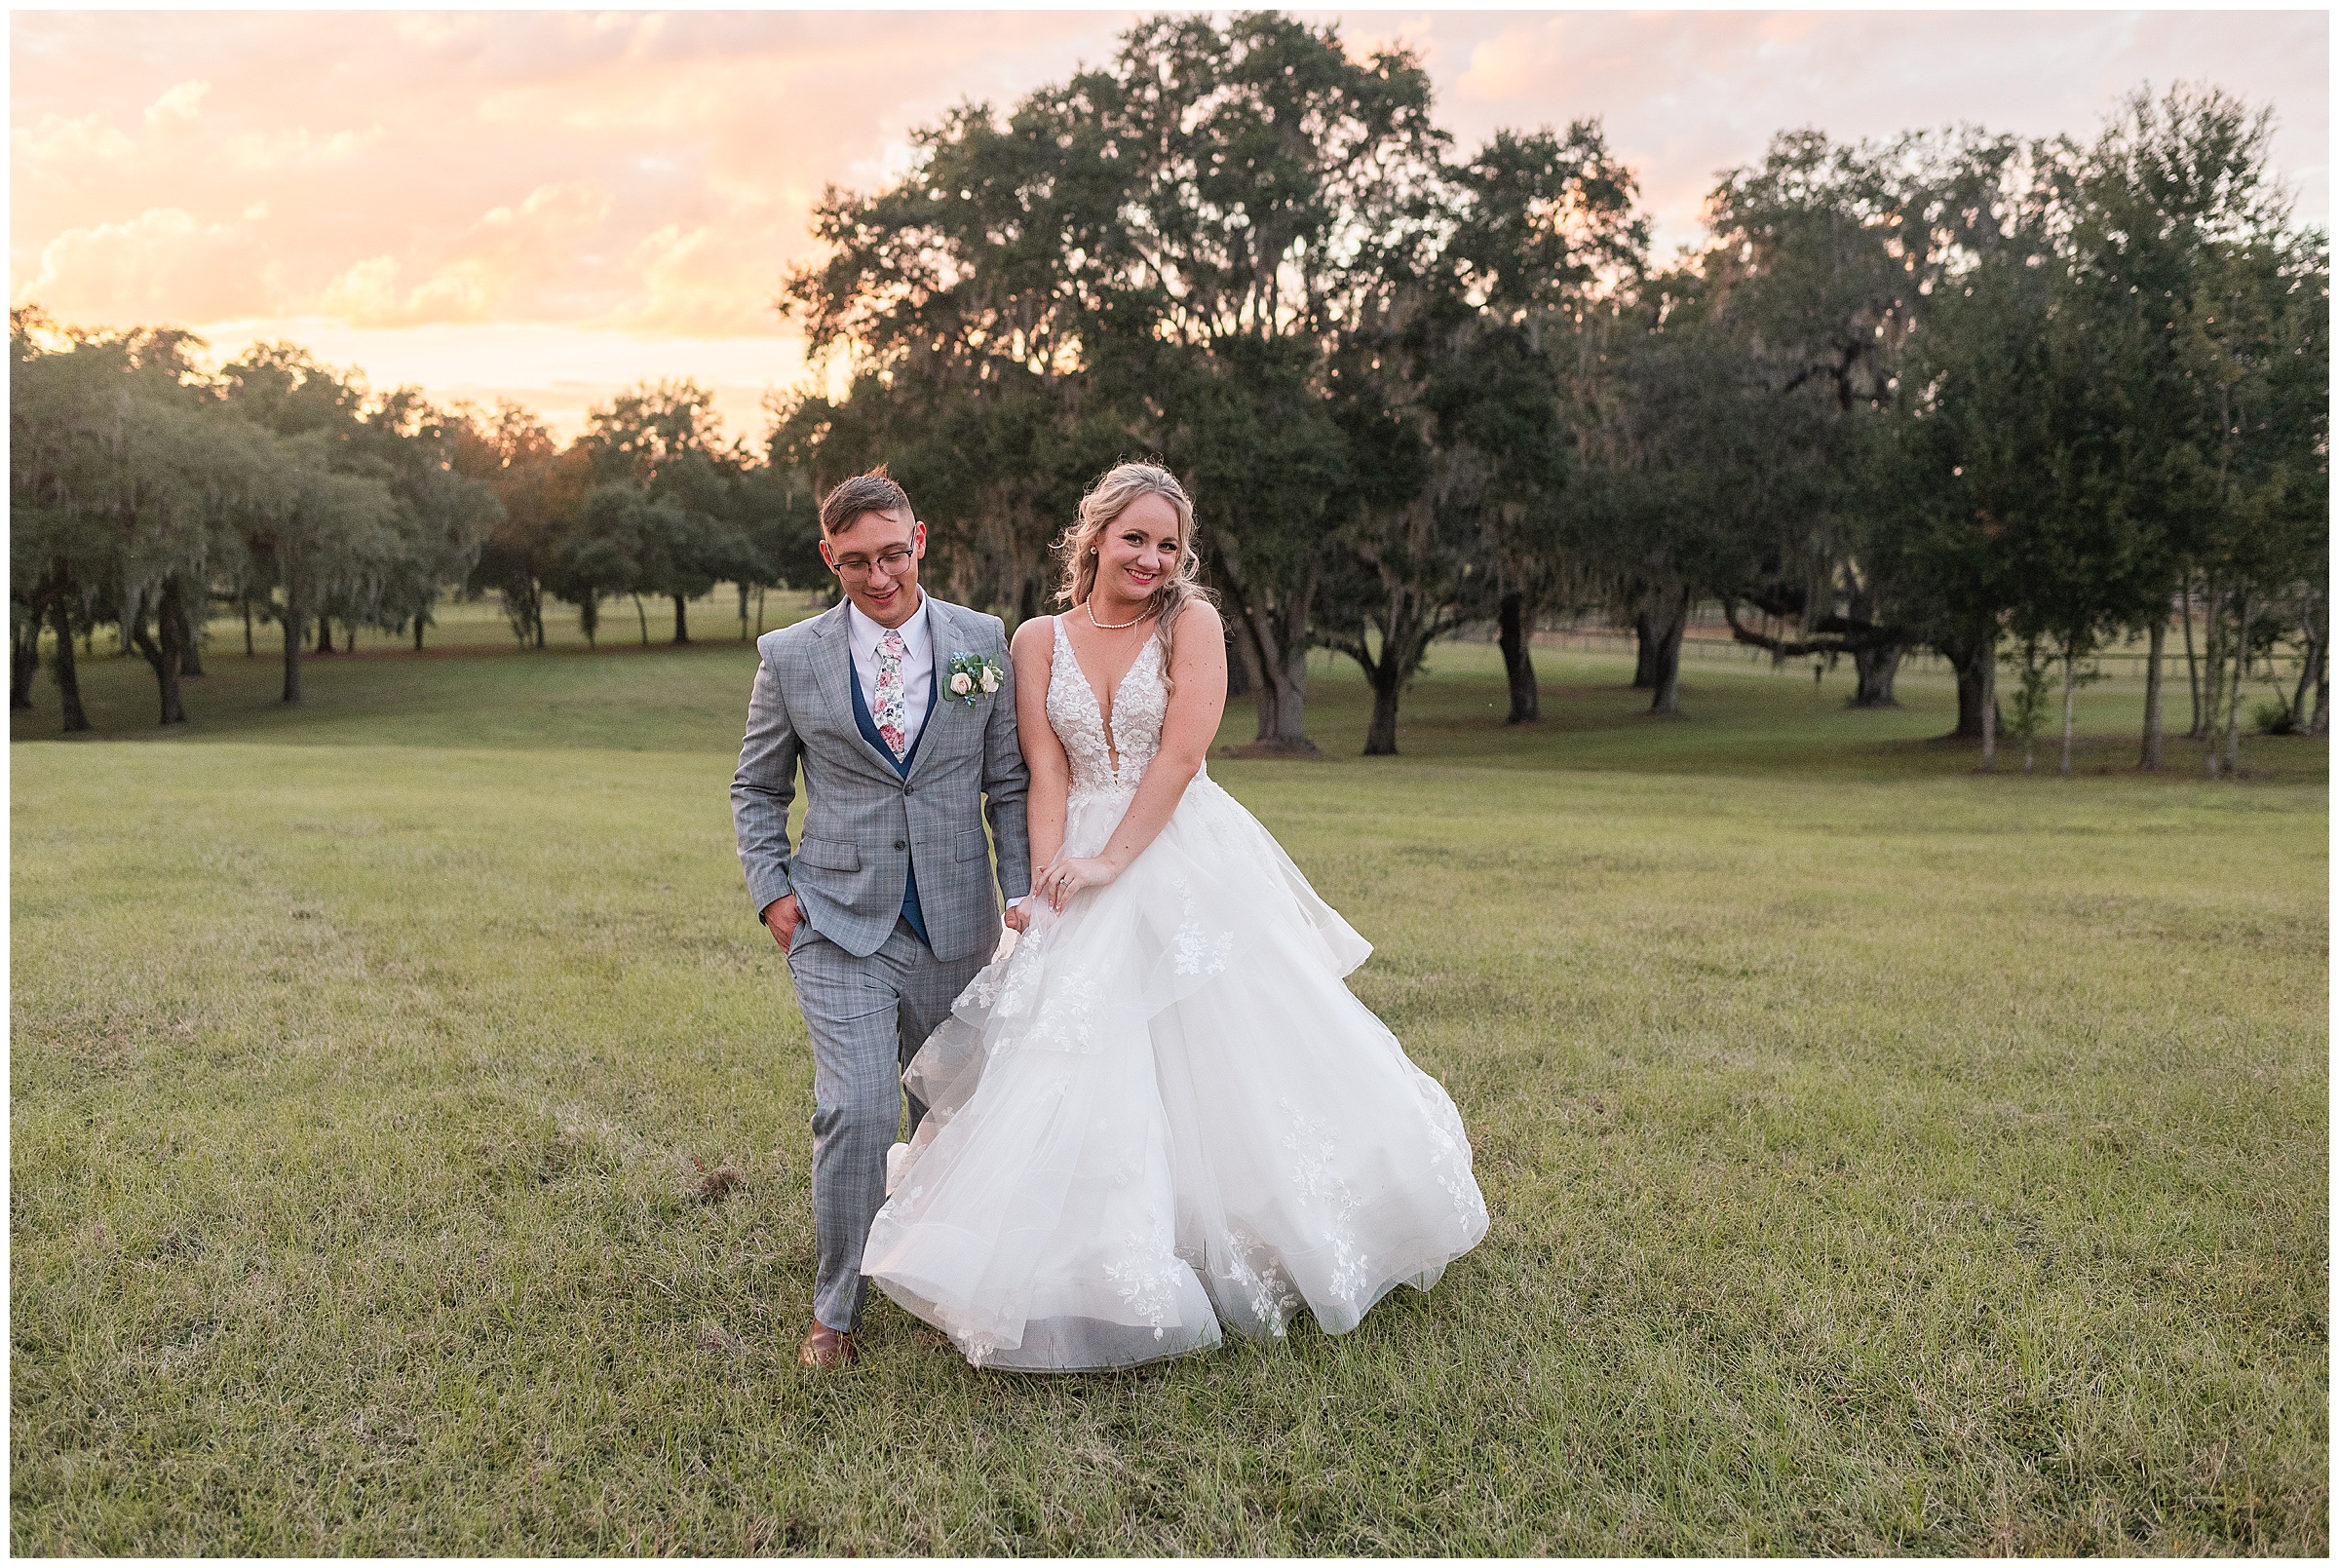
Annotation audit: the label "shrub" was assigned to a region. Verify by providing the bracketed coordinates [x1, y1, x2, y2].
[2249, 695, 2298, 735]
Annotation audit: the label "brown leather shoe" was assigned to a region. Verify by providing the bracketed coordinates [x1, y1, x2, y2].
[798, 1322, 857, 1368]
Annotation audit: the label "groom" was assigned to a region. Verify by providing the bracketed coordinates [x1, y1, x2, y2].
[731, 467, 1031, 1368]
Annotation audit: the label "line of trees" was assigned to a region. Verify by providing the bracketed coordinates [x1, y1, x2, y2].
[10, 317, 825, 730]
[13, 12, 2324, 770]
[775, 12, 2326, 765]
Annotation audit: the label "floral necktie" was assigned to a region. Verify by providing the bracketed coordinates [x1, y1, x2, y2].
[873, 628, 909, 760]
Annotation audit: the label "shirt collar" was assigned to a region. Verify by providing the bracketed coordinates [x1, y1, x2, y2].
[846, 591, 931, 657]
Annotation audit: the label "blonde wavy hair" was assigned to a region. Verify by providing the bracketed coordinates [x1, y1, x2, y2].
[1053, 461, 1213, 687]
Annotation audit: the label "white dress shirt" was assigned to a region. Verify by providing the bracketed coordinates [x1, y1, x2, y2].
[845, 592, 935, 755]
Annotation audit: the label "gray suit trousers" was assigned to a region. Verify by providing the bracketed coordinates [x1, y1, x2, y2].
[787, 915, 988, 1332]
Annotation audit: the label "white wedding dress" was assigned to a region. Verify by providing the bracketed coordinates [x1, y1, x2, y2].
[860, 616, 1489, 1370]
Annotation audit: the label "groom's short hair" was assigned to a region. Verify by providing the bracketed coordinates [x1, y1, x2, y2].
[820, 467, 912, 537]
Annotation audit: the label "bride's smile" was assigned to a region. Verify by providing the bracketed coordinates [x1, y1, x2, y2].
[1091, 497, 1181, 616]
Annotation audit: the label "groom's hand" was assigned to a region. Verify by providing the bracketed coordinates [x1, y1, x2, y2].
[761, 894, 802, 950]
[1003, 897, 1031, 934]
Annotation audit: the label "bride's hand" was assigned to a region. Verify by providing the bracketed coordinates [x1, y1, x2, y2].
[1037, 855, 1119, 911]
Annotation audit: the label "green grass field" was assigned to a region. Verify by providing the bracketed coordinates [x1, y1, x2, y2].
[12, 601, 2328, 1552]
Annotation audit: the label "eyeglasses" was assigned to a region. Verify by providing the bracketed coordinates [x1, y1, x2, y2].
[829, 545, 915, 581]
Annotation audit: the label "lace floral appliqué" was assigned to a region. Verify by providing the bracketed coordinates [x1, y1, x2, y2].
[1281, 1097, 1370, 1301]
[1102, 1229, 1189, 1341]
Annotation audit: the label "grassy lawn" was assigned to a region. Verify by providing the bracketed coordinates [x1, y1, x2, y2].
[11, 612, 2327, 1552]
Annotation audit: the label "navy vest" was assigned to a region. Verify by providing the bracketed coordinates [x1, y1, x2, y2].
[846, 648, 942, 946]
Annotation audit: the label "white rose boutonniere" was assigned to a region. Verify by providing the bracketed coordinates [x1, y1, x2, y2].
[943, 652, 1005, 707]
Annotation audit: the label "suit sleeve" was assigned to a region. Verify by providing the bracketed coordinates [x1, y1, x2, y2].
[731, 645, 802, 922]
[980, 621, 1034, 902]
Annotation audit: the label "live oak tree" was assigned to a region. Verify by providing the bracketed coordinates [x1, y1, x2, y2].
[1700, 127, 2057, 712]
[1861, 137, 2072, 753]
[458, 402, 591, 650]
[577, 380, 759, 645]
[781, 12, 1450, 752]
[1320, 124, 1639, 752]
[216, 344, 408, 700]
[10, 318, 242, 726]
[1098, 15, 1449, 752]
[356, 389, 500, 651]
[1472, 126, 1649, 724]
[11, 311, 122, 730]
[551, 483, 654, 646]
[1565, 270, 1824, 716]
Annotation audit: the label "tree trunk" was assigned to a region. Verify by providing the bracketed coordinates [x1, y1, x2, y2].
[1632, 609, 1662, 689]
[1363, 667, 1402, 756]
[580, 595, 599, 649]
[1248, 636, 1281, 739]
[1258, 637, 1313, 749]
[48, 598, 89, 732]
[2057, 649, 2075, 776]
[2290, 588, 2323, 732]
[2222, 588, 2247, 775]
[413, 616, 426, 651]
[754, 586, 767, 637]
[1497, 591, 1539, 723]
[243, 596, 255, 658]
[671, 594, 691, 645]
[633, 594, 649, 646]
[737, 583, 750, 641]
[2311, 588, 2331, 737]
[131, 583, 187, 726]
[1946, 638, 1989, 739]
[12, 612, 39, 710]
[1647, 593, 1688, 715]
[2203, 593, 2227, 777]
[314, 610, 334, 655]
[1220, 586, 1266, 708]
[2182, 579, 2204, 738]
[1978, 646, 1998, 773]
[173, 582, 204, 676]
[159, 584, 187, 723]
[1849, 643, 1902, 708]
[2139, 615, 2166, 770]
[282, 583, 305, 705]
[1219, 555, 1318, 752]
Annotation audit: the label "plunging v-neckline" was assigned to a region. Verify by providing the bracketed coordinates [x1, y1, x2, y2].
[1056, 614, 1157, 775]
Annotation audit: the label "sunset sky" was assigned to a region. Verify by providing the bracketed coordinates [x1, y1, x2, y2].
[12, 8, 2328, 443]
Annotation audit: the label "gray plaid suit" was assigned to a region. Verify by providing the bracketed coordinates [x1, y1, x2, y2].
[732, 595, 1032, 1332]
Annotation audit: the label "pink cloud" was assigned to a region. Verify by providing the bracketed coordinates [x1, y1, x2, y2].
[11, 9, 2324, 440]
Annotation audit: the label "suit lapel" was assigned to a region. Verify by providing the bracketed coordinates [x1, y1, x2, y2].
[809, 602, 906, 782]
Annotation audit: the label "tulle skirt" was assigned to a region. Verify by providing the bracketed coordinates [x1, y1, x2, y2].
[860, 770, 1489, 1371]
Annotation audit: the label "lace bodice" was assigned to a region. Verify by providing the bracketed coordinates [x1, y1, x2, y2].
[1047, 614, 1170, 804]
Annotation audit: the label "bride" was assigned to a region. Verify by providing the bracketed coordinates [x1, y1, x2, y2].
[861, 462, 1488, 1370]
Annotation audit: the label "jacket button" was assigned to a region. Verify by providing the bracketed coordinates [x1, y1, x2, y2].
[894, 839, 906, 850]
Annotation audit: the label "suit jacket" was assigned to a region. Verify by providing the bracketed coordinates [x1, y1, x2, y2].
[732, 595, 1032, 963]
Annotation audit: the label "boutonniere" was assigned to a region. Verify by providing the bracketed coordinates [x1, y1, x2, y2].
[943, 651, 1005, 706]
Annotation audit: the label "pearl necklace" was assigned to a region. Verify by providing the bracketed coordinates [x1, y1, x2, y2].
[1086, 599, 1156, 631]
